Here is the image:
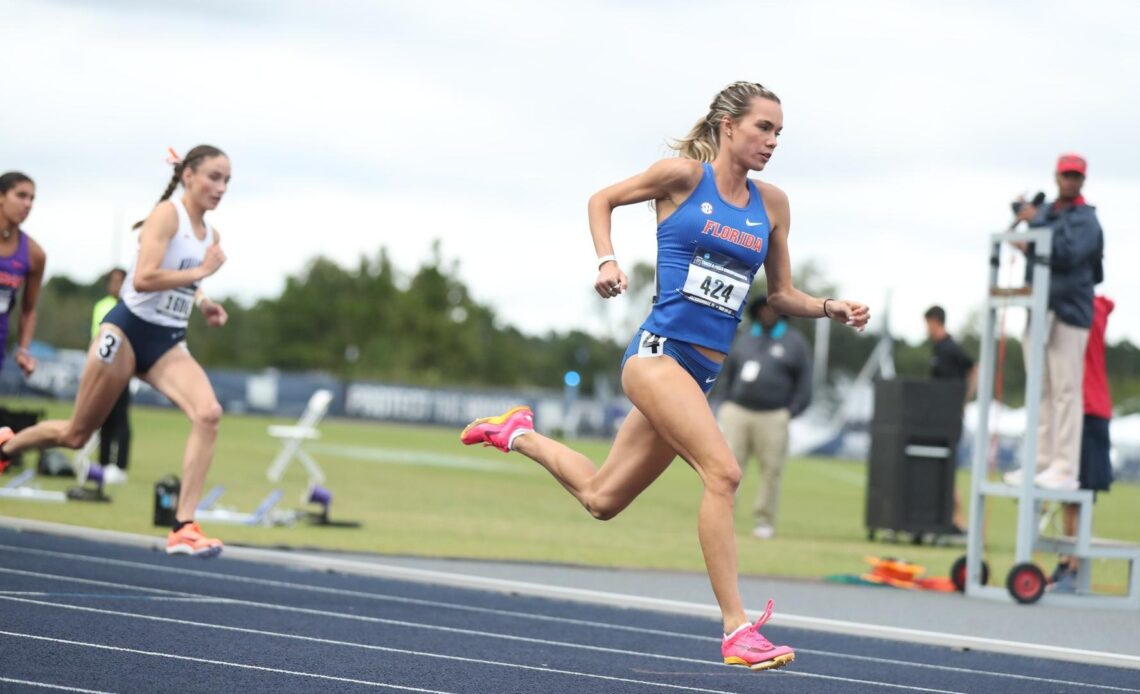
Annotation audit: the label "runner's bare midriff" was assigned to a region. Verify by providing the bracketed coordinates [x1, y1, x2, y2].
[694, 344, 726, 364]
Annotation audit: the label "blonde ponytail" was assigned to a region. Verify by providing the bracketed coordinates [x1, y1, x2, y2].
[670, 81, 780, 162]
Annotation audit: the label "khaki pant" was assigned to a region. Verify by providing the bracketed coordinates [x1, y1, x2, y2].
[718, 402, 790, 528]
[1024, 311, 1089, 476]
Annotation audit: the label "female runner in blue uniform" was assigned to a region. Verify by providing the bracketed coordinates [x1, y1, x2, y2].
[463, 82, 870, 670]
[0, 146, 232, 557]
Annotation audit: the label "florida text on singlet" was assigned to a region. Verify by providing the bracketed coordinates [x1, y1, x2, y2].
[640, 162, 772, 354]
[120, 197, 212, 328]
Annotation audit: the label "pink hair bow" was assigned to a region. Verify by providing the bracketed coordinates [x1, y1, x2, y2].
[165, 147, 182, 166]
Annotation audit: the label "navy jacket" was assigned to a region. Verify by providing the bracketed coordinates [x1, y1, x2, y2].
[713, 321, 813, 416]
[1026, 201, 1103, 328]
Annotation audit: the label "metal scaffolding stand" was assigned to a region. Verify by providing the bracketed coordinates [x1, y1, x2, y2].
[963, 229, 1140, 607]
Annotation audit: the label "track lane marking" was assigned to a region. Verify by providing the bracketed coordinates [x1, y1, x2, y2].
[2, 515, 1138, 674]
[4, 594, 979, 694]
[0, 677, 115, 693]
[3, 556, 1137, 692]
[0, 600, 740, 694]
[0, 630, 452, 693]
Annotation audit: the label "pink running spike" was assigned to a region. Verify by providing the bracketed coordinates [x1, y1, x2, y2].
[721, 600, 796, 671]
[459, 406, 534, 453]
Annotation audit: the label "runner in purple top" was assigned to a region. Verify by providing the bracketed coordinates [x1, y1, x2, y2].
[0, 172, 47, 377]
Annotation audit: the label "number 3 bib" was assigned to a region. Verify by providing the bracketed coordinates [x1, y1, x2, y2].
[681, 247, 751, 316]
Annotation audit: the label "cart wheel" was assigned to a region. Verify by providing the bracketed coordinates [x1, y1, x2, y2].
[1006, 563, 1047, 604]
[950, 555, 990, 592]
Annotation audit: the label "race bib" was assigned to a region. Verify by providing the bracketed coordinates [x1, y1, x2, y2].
[96, 330, 122, 364]
[156, 287, 195, 321]
[0, 287, 12, 314]
[681, 247, 751, 315]
[637, 331, 667, 358]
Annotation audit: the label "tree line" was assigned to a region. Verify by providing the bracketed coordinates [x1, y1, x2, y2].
[22, 246, 1140, 411]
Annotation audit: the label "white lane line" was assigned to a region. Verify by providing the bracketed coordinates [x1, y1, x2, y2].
[0, 567, 231, 602]
[791, 648, 1140, 693]
[0, 594, 959, 694]
[4, 555, 1138, 692]
[0, 630, 452, 693]
[0, 566, 186, 595]
[0, 677, 114, 693]
[0, 592, 227, 602]
[307, 443, 535, 475]
[3, 591, 724, 668]
[777, 671, 965, 694]
[3, 528, 1138, 672]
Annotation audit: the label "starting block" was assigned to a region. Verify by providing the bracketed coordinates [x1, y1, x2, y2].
[195, 485, 293, 526]
[173, 389, 360, 531]
[0, 468, 66, 503]
[67, 457, 111, 502]
[189, 483, 361, 528]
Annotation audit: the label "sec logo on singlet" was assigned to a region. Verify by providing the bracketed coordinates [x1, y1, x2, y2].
[700, 202, 713, 215]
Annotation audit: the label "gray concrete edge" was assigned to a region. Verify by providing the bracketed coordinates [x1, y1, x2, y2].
[2, 515, 1137, 671]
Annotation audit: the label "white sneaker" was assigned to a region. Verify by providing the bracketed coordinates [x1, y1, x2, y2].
[101, 465, 128, 485]
[1002, 469, 1025, 486]
[1034, 469, 1078, 491]
[752, 524, 774, 540]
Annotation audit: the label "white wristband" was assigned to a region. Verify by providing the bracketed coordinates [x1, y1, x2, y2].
[597, 255, 618, 270]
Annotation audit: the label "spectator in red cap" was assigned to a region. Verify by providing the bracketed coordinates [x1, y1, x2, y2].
[1004, 153, 1105, 491]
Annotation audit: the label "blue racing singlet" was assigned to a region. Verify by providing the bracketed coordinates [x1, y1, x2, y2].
[640, 162, 771, 354]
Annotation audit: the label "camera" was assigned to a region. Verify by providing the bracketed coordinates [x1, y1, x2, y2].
[1011, 191, 1046, 215]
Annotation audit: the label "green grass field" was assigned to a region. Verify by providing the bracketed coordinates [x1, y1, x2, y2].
[3, 397, 1138, 593]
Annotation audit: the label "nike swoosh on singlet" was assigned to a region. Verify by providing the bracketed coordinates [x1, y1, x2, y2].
[705, 376, 717, 384]
[744, 220, 764, 227]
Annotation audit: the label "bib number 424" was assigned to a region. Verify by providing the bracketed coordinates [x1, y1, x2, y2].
[698, 276, 734, 303]
[681, 247, 751, 315]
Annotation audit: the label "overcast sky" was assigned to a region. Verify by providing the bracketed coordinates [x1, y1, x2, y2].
[4, 0, 1138, 347]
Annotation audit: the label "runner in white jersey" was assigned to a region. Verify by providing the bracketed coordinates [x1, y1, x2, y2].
[120, 195, 214, 329]
[0, 145, 232, 558]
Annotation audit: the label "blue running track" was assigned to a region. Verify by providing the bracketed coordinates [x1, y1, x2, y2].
[0, 528, 1137, 693]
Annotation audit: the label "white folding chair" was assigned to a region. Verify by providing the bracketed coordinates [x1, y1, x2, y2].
[266, 389, 333, 484]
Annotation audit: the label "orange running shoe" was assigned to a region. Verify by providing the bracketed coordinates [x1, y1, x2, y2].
[166, 521, 224, 558]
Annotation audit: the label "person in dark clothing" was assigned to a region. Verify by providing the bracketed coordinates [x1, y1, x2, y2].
[925, 305, 977, 398]
[1005, 153, 1104, 491]
[714, 295, 812, 539]
[924, 305, 976, 533]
